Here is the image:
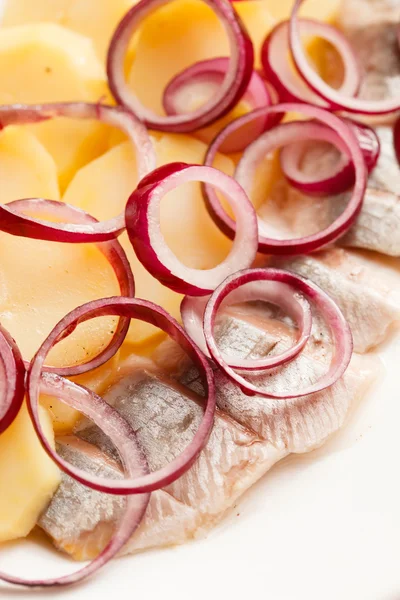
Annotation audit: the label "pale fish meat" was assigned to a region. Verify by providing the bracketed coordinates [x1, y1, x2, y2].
[274, 248, 400, 352]
[257, 126, 400, 257]
[338, 0, 400, 106]
[40, 308, 379, 560]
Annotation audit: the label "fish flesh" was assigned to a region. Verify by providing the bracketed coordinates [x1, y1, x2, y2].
[40, 307, 379, 560]
[257, 125, 400, 257]
[338, 0, 400, 107]
[274, 248, 400, 352]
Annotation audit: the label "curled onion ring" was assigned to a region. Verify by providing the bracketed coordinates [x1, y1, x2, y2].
[26, 297, 216, 494]
[6, 198, 135, 378]
[0, 325, 25, 435]
[125, 162, 258, 295]
[279, 119, 380, 197]
[203, 268, 353, 398]
[204, 103, 367, 255]
[163, 57, 273, 152]
[0, 372, 150, 588]
[107, 0, 254, 133]
[261, 19, 361, 107]
[289, 0, 400, 115]
[181, 279, 312, 370]
[0, 102, 156, 242]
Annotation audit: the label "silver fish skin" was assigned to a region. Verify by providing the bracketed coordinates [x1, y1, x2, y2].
[39, 436, 202, 560]
[78, 360, 282, 515]
[274, 248, 400, 352]
[41, 353, 285, 560]
[180, 308, 379, 448]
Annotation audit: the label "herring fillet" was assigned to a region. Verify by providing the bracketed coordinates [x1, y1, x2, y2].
[273, 248, 400, 352]
[338, 0, 400, 106]
[39, 308, 379, 561]
[257, 127, 400, 258]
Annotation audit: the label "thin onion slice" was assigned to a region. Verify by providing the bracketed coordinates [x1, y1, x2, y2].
[125, 163, 258, 295]
[280, 119, 380, 196]
[0, 102, 156, 242]
[203, 268, 353, 398]
[261, 19, 361, 107]
[289, 0, 400, 115]
[394, 116, 400, 166]
[181, 280, 312, 370]
[163, 58, 273, 152]
[107, 0, 254, 133]
[7, 198, 135, 378]
[204, 103, 367, 255]
[0, 372, 150, 588]
[0, 325, 25, 435]
[26, 297, 216, 494]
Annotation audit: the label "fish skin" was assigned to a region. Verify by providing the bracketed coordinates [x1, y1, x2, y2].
[39, 437, 202, 560]
[274, 248, 400, 352]
[181, 308, 378, 449]
[77, 362, 283, 515]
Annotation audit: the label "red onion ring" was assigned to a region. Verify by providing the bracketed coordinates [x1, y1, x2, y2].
[107, 0, 254, 133]
[261, 19, 361, 107]
[6, 198, 135, 378]
[163, 58, 273, 152]
[279, 119, 380, 197]
[126, 162, 258, 295]
[0, 372, 150, 588]
[204, 103, 367, 255]
[0, 102, 156, 242]
[203, 268, 353, 398]
[394, 116, 400, 166]
[181, 279, 312, 370]
[0, 325, 25, 435]
[289, 0, 400, 115]
[26, 297, 216, 494]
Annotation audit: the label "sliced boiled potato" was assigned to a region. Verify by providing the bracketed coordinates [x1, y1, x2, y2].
[0, 235, 120, 367]
[0, 128, 120, 368]
[127, 0, 275, 116]
[0, 126, 60, 201]
[2, 0, 138, 62]
[41, 352, 121, 433]
[0, 23, 110, 190]
[0, 404, 60, 543]
[63, 132, 234, 345]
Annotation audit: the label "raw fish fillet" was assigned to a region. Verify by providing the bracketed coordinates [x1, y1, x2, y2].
[274, 248, 400, 352]
[258, 126, 400, 257]
[40, 308, 379, 560]
[338, 0, 400, 106]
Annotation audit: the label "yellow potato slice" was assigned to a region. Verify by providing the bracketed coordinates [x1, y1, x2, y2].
[0, 404, 60, 543]
[64, 132, 234, 345]
[127, 0, 275, 116]
[2, 0, 138, 62]
[0, 126, 60, 201]
[0, 126, 120, 368]
[0, 23, 110, 190]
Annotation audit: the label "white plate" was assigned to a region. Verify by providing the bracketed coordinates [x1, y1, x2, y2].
[0, 0, 399, 597]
